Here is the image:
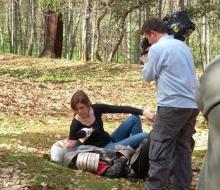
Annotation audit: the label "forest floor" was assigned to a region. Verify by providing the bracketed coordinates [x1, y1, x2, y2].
[0, 54, 207, 190]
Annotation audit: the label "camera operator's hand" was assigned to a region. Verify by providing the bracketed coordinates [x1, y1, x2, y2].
[140, 54, 148, 64]
[143, 109, 155, 123]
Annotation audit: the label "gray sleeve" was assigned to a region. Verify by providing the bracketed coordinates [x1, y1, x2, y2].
[196, 56, 220, 117]
[142, 48, 160, 82]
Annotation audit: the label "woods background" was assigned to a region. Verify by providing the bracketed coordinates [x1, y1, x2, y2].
[0, 0, 219, 66]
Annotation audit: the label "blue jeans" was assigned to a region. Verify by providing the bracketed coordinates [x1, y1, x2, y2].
[104, 115, 148, 149]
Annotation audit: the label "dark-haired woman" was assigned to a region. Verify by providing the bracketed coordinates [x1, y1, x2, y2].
[66, 90, 154, 150]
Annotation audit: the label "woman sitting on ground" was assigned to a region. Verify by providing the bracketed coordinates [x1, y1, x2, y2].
[65, 90, 154, 150]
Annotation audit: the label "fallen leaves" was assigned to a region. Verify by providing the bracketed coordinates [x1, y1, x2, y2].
[0, 54, 208, 189]
[0, 166, 30, 190]
[0, 150, 5, 160]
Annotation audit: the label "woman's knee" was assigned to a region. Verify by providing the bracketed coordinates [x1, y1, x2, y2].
[129, 115, 141, 122]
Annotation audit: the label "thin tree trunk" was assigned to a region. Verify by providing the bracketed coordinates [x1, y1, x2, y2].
[94, 0, 116, 62]
[135, 8, 142, 64]
[65, 0, 74, 60]
[202, 15, 209, 66]
[70, 13, 81, 60]
[126, 13, 131, 63]
[13, 0, 19, 54]
[94, 8, 107, 62]
[27, 0, 35, 56]
[91, 0, 97, 61]
[108, 2, 147, 62]
[28, 0, 38, 56]
[158, 0, 163, 18]
[81, 0, 92, 62]
[8, 0, 14, 53]
[178, 0, 185, 10]
[0, 24, 3, 49]
[18, 0, 23, 54]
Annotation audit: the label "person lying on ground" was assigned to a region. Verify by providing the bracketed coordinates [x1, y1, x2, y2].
[51, 137, 151, 179]
[67, 90, 154, 150]
[196, 56, 220, 190]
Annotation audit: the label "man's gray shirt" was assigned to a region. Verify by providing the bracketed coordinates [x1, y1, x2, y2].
[142, 35, 198, 108]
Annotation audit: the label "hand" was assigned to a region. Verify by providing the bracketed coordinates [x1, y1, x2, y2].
[139, 54, 148, 64]
[142, 81, 151, 88]
[63, 140, 76, 149]
[143, 109, 155, 123]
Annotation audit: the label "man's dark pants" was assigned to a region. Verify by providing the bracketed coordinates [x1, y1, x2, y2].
[144, 107, 199, 190]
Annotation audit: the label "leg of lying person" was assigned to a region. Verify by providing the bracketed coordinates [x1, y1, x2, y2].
[50, 139, 77, 162]
[102, 157, 127, 178]
[110, 115, 143, 142]
[105, 132, 149, 149]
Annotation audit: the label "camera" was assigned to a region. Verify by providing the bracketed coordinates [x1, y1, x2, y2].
[140, 10, 195, 56]
[77, 127, 94, 142]
[140, 37, 151, 56]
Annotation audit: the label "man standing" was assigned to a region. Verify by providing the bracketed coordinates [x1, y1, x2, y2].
[141, 18, 199, 190]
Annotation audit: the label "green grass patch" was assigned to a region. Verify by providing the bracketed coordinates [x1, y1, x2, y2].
[0, 115, 143, 189]
[1, 150, 130, 190]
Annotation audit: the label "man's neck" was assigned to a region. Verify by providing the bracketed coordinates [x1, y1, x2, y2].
[156, 33, 168, 42]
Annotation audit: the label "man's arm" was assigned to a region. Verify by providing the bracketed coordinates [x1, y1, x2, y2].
[142, 48, 160, 82]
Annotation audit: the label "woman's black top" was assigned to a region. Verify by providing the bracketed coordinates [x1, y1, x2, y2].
[69, 104, 143, 147]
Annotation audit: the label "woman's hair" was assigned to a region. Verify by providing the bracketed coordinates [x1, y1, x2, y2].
[141, 17, 167, 34]
[70, 90, 91, 111]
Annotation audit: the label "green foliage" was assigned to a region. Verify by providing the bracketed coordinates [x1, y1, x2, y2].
[186, 3, 220, 18]
[42, 0, 63, 12]
[110, 0, 155, 21]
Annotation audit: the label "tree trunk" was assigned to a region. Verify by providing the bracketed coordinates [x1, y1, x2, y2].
[108, 32, 124, 62]
[54, 14, 63, 58]
[126, 13, 131, 63]
[178, 0, 185, 10]
[81, 0, 92, 62]
[70, 13, 81, 60]
[27, 0, 34, 56]
[13, 0, 18, 53]
[135, 8, 142, 64]
[0, 23, 3, 50]
[158, 0, 163, 18]
[8, 0, 14, 53]
[39, 11, 63, 58]
[63, 0, 74, 59]
[108, 1, 147, 62]
[107, 16, 127, 62]
[202, 14, 210, 66]
[94, 8, 107, 62]
[27, 0, 38, 56]
[94, 0, 116, 62]
[91, 1, 97, 61]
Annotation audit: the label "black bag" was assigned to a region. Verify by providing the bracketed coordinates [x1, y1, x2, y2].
[130, 137, 150, 179]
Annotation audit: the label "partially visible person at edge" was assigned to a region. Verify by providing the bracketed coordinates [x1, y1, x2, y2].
[64, 90, 154, 150]
[140, 17, 199, 190]
[196, 56, 220, 190]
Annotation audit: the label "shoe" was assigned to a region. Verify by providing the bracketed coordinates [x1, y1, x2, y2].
[115, 145, 135, 161]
